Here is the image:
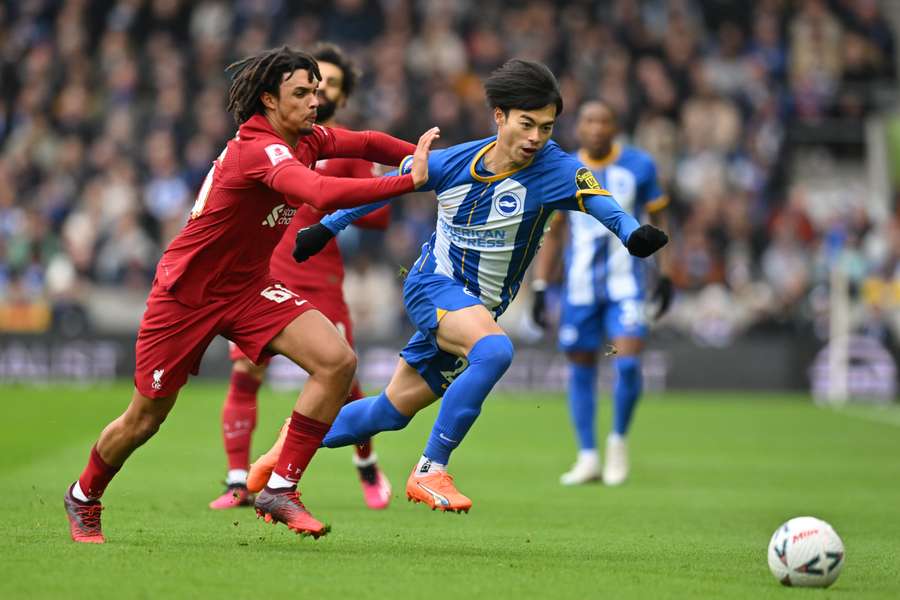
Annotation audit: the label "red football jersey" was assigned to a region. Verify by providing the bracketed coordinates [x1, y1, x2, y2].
[154, 114, 414, 307]
[269, 155, 392, 293]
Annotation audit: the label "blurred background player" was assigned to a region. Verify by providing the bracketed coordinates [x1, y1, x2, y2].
[532, 100, 673, 487]
[252, 60, 668, 513]
[62, 46, 439, 543]
[211, 43, 393, 512]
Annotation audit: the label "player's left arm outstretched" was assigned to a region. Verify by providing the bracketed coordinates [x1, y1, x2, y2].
[547, 163, 668, 258]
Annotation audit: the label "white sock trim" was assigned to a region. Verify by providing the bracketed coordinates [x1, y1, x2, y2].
[414, 455, 447, 477]
[577, 448, 600, 462]
[226, 469, 248, 486]
[266, 473, 295, 490]
[72, 481, 90, 502]
[352, 452, 378, 468]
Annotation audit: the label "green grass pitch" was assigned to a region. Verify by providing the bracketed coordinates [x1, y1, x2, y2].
[1, 382, 898, 599]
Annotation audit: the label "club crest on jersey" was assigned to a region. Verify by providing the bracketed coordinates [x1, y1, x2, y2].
[494, 192, 523, 217]
[152, 368, 164, 390]
[264, 144, 292, 166]
[575, 167, 609, 194]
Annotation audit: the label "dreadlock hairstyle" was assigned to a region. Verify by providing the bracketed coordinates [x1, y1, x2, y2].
[484, 59, 563, 117]
[226, 46, 322, 125]
[311, 42, 360, 98]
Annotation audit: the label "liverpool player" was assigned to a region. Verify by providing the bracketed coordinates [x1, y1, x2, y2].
[211, 43, 393, 511]
[63, 46, 439, 543]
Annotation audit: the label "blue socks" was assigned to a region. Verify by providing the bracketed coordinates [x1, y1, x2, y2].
[567, 363, 598, 450]
[423, 335, 514, 464]
[322, 391, 411, 448]
[612, 356, 641, 436]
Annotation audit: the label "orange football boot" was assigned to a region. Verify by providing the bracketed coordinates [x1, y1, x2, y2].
[246, 417, 289, 493]
[405, 470, 472, 513]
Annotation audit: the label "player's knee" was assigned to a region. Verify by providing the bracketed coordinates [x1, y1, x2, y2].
[326, 346, 358, 384]
[233, 357, 265, 380]
[472, 334, 515, 373]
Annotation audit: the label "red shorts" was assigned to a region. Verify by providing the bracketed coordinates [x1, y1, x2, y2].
[135, 279, 315, 398]
[228, 287, 354, 364]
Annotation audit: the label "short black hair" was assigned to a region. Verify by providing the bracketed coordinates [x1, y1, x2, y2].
[578, 98, 618, 122]
[484, 59, 563, 117]
[312, 42, 360, 98]
[226, 45, 321, 124]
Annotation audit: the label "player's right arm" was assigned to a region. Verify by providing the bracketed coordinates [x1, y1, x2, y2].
[248, 127, 440, 212]
[292, 148, 448, 262]
[530, 212, 566, 328]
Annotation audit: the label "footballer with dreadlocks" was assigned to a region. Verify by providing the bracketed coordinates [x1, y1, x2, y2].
[63, 46, 440, 543]
[211, 43, 394, 513]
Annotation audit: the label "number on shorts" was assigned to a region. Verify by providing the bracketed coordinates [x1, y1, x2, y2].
[619, 299, 645, 328]
[440, 357, 469, 389]
[260, 284, 301, 304]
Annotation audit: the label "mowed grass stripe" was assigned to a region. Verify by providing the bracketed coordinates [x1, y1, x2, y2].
[0, 383, 897, 599]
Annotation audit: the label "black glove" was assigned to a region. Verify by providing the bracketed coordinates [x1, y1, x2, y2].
[651, 275, 674, 319]
[626, 224, 668, 258]
[292, 223, 335, 263]
[531, 280, 548, 329]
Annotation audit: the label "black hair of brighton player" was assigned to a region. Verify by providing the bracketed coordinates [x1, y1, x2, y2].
[483, 59, 564, 117]
[226, 45, 322, 125]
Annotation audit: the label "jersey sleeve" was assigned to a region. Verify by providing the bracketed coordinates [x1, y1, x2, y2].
[317, 126, 416, 167]
[240, 136, 305, 187]
[640, 158, 669, 214]
[397, 148, 446, 192]
[319, 148, 448, 232]
[541, 153, 639, 245]
[320, 169, 400, 233]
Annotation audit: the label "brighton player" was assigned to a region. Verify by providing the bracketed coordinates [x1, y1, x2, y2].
[63, 46, 440, 543]
[532, 100, 673, 486]
[211, 43, 393, 512]
[249, 60, 668, 513]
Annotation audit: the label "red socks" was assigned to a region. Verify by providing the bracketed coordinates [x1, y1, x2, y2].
[78, 445, 120, 500]
[273, 411, 331, 484]
[222, 371, 260, 470]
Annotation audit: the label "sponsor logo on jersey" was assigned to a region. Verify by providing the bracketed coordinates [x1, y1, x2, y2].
[264, 144, 292, 166]
[494, 192, 522, 217]
[439, 219, 508, 248]
[262, 203, 297, 227]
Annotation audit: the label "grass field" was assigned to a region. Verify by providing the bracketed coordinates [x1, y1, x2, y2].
[1, 382, 898, 599]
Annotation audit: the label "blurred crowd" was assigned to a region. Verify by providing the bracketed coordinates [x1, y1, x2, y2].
[0, 0, 898, 342]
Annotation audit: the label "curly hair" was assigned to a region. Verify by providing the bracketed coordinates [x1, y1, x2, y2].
[226, 45, 322, 124]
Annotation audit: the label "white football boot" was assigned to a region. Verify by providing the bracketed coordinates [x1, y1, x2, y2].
[559, 449, 601, 485]
[602, 434, 629, 486]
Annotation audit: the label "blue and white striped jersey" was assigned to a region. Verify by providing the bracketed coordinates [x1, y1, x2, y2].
[564, 144, 667, 305]
[322, 136, 640, 318]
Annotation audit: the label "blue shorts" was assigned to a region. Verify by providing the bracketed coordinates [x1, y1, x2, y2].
[558, 297, 647, 352]
[399, 271, 482, 397]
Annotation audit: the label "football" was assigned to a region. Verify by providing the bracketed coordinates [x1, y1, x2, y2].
[767, 516, 845, 587]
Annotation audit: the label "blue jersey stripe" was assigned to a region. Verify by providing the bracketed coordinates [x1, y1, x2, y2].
[496, 206, 549, 315]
